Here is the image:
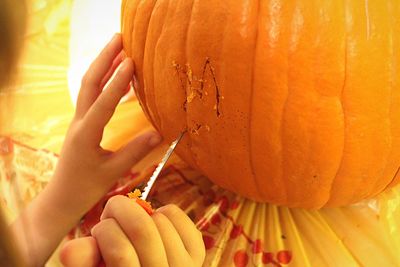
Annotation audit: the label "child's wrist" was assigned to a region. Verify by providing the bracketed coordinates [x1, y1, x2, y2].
[43, 173, 111, 222]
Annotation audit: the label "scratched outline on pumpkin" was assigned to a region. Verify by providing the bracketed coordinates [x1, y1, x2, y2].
[173, 58, 222, 117]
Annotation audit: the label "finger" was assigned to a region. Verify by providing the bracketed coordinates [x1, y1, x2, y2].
[91, 218, 140, 267]
[105, 130, 162, 178]
[156, 204, 205, 264]
[82, 58, 134, 146]
[152, 212, 192, 266]
[76, 33, 123, 118]
[60, 237, 101, 267]
[101, 195, 169, 267]
[100, 50, 126, 89]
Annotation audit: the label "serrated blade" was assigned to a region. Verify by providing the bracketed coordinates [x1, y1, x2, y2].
[141, 131, 185, 200]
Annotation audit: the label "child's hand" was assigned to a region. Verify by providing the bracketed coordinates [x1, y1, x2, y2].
[47, 33, 162, 218]
[11, 34, 162, 267]
[60, 196, 206, 267]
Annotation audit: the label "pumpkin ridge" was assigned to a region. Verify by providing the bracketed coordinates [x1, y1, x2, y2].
[281, 1, 305, 206]
[148, 0, 172, 131]
[131, 0, 142, 103]
[384, 5, 400, 191]
[369, 2, 397, 196]
[130, 0, 162, 129]
[122, 0, 139, 61]
[325, 5, 349, 207]
[134, 0, 159, 128]
[326, 1, 394, 206]
[279, 40, 290, 206]
[231, 1, 265, 201]
[124, 1, 158, 127]
[248, 1, 264, 201]
[276, 16, 292, 206]
[386, 0, 400, 189]
[258, 2, 294, 205]
[121, 0, 128, 29]
[137, 0, 157, 125]
[215, 4, 241, 195]
[349, 2, 393, 203]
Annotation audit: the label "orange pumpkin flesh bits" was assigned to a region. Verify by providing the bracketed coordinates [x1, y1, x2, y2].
[127, 189, 154, 215]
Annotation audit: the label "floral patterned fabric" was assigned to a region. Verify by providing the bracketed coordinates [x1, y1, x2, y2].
[1, 137, 400, 266]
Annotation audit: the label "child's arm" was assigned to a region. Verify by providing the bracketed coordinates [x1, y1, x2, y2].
[10, 34, 161, 267]
[60, 196, 206, 267]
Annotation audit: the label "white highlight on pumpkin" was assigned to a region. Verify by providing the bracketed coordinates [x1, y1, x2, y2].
[289, 4, 304, 52]
[365, 0, 371, 40]
[268, 0, 282, 50]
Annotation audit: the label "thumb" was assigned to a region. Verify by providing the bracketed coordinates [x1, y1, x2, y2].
[60, 237, 101, 267]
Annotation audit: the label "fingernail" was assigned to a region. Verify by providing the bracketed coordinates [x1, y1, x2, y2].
[90, 225, 97, 236]
[124, 84, 132, 94]
[120, 58, 130, 70]
[132, 75, 139, 88]
[155, 206, 165, 212]
[147, 132, 162, 147]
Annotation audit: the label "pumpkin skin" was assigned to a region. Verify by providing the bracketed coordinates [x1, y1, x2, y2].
[121, 0, 400, 208]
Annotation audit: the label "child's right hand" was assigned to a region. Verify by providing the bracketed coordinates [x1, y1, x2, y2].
[60, 195, 206, 267]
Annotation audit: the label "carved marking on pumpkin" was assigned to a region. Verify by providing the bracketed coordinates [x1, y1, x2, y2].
[172, 58, 222, 117]
[172, 61, 188, 112]
[190, 123, 203, 135]
[203, 58, 221, 117]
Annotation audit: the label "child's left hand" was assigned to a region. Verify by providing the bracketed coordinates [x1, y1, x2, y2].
[11, 34, 161, 267]
[46, 33, 162, 225]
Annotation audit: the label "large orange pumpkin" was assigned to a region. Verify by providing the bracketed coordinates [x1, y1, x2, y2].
[121, 0, 400, 208]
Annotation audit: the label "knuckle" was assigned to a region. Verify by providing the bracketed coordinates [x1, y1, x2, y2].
[69, 127, 82, 142]
[198, 238, 206, 259]
[130, 216, 153, 238]
[160, 204, 181, 216]
[107, 247, 132, 267]
[129, 153, 141, 165]
[109, 195, 127, 205]
[104, 195, 127, 211]
[111, 71, 130, 90]
[91, 218, 111, 236]
[64, 128, 81, 147]
[190, 249, 205, 267]
[114, 67, 126, 80]
[95, 98, 114, 116]
[80, 73, 91, 88]
[151, 212, 168, 225]
[94, 98, 108, 110]
[194, 228, 203, 242]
